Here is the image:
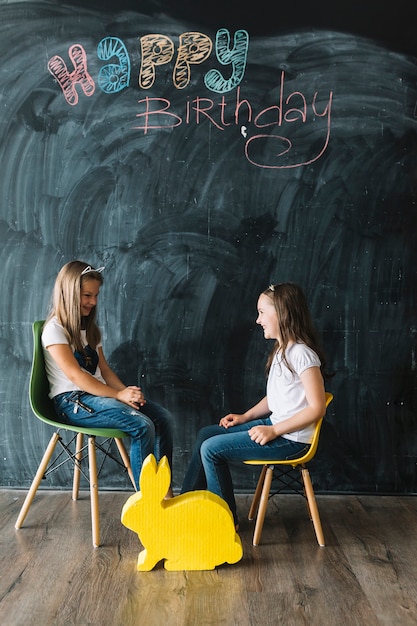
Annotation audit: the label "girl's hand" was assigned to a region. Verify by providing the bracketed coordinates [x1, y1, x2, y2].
[219, 413, 243, 428]
[248, 425, 276, 445]
[117, 386, 146, 408]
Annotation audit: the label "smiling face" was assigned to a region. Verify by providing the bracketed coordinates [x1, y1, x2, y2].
[80, 278, 101, 318]
[256, 293, 279, 340]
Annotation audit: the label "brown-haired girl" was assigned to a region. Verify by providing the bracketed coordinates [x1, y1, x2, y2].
[181, 282, 328, 526]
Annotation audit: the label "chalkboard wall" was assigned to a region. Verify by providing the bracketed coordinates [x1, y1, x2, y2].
[1, 0, 416, 494]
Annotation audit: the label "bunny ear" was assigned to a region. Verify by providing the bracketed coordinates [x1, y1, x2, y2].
[139, 454, 157, 493]
[139, 454, 171, 501]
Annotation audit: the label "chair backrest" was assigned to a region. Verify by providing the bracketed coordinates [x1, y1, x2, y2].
[293, 391, 333, 465]
[29, 320, 129, 440]
[29, 320, 61, 425]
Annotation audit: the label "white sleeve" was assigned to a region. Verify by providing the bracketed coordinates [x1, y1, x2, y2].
[290, 343, 321, 376]
[42, 317, 69, 349]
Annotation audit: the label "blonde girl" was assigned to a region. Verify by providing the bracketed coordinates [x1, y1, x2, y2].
[42, 260, 173, 491]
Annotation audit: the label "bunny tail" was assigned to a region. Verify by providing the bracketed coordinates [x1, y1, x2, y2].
[228, 536, 243, 564]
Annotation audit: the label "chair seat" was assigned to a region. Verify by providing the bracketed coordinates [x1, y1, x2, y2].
[35, 413, 129, 440]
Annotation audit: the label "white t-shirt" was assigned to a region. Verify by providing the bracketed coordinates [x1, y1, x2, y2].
[42, 317, 106, 398]
[266, 342, 321, 444]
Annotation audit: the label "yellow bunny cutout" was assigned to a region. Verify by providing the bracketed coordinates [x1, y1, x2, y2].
[121, 454, 243, 571]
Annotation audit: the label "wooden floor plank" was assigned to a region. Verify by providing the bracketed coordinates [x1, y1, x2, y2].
[325, 495, 417, 625]
[1, 490, 417, 625]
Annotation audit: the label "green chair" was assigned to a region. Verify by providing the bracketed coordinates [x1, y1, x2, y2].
[244, 392, 333, 547]
[15, 320, 136, 547]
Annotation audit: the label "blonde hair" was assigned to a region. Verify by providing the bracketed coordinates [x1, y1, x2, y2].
[263, 283, 327, 378]
[46, 260, 103, 353]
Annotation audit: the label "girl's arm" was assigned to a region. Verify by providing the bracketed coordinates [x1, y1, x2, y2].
[46, 343, 144, 408]
[219, 396, 270, 428]
[97, 348, 129, 391]
[98, 348, 146, 406]
[248, 366, 326, 445]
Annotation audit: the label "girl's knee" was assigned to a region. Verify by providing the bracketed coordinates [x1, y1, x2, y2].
[200, 437, 216, 462]
[196, 424, 223, 446]
[131, 414, 156, 439]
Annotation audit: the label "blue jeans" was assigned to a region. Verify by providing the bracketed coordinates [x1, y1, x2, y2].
[181, 418, 309, 525]
[53, 391, 173, 490]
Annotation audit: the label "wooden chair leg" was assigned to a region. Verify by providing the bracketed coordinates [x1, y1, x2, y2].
[72, 432, 84, 500]
[88, 436, 100, 548]
[15, 432, 61, 529]
[302, 467, 325, 547]
[248, 465, 267, 521]
[252, 467, 274, 546]
[114, 438, 137, 490]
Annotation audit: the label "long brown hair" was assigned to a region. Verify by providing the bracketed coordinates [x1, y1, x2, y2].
[263, 283, 328, 379]
[46, 260, 103, 353]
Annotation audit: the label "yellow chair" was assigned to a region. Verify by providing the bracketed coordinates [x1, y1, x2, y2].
[15, 320, 136, 547]
[244, 391, 333, 547]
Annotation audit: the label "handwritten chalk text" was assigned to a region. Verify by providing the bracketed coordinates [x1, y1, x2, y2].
[47, 31, 333, 168]
[132, 75, 333, 168]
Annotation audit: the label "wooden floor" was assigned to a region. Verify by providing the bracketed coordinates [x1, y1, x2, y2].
[1, 489, 417, 625]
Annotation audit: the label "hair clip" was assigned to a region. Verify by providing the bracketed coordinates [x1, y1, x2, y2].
[268, 284, 275, 291]
[81, 265, 105, 275]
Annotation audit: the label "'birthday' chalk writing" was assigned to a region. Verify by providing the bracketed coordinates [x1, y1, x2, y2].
[132, 76, 333, 169]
